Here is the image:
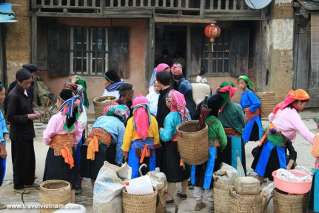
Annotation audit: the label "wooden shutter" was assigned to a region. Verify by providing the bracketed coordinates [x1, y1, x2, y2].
[108, 27, 129, 79]
[229, 28, 250, 77]
[47, 23, 70, 77]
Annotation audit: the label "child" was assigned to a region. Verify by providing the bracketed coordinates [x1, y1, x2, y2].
[238, 75, 263, 143]
[0, 83, 8, 210]
[191, 93, 227, 211]
[85, 104, 128, 181]
[159, 90, 190, 203]
[122, 96, 160, 178]
[43, 89, 84, 190]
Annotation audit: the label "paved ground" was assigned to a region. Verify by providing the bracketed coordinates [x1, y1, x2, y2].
[0, 110, 318, 213]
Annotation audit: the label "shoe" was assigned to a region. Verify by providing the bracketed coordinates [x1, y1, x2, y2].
[0, 203, 6, 210]
[194, 202, 206, 211]
[176, 192, 187, 200]
[166, 199, 175, 204]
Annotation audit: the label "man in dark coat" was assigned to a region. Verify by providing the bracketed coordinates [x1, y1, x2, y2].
[7, 68, 41, 191]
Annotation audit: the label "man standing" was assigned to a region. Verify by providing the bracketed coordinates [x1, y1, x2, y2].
[7, 68, 41, 191]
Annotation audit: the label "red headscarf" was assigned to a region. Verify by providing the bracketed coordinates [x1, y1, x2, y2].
[272, 89, 310, 115]
[132, 96, 150, 140]
[167, 90, 188, 122]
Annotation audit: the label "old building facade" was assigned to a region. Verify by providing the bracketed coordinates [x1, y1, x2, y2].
[2, 0, 306, 111]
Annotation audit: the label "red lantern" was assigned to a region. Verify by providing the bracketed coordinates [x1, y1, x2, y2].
[204, 23, 221, 42]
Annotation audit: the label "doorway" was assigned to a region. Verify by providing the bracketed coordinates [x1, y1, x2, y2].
[155, 24, 187, 74]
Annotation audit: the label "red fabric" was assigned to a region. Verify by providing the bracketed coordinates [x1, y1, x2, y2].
[132, 96, 150, 140]
[218, 85, 237, 98]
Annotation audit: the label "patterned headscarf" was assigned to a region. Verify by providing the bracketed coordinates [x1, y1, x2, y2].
[238, 74, 255, 90]
[167, 89, 188, 122]
[272, 89, 310, 115]
[105, 104, 130, 123]
[132, 96, 151, 140]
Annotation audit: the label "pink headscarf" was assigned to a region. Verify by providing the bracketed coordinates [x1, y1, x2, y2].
[155, 63, 170, 73]
[132, 96, 150, 140]
[272, 89, 310, 115]
[219, 85, 238, 98]
[167, 90, 188, 122]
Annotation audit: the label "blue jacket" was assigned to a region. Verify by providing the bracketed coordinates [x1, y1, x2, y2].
[0, 110, 8, 144]
[240, 89, 261, 113]
[160, 112, 182, 142]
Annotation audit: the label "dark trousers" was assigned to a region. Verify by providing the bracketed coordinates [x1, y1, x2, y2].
[11, 139, 35, 189]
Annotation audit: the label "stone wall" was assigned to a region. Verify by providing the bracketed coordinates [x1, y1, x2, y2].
[5, 0, 31, 84]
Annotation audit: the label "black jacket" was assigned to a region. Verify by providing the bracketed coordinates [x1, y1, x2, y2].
[7, 85, 35, 141]
[156, 87, 171, 128]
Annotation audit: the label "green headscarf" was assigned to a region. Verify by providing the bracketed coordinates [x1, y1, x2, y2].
[106, 104, 130, 123]
[218, 81, 236, 104]
[238, 75, 255, 90]
[75, 75, 89, 108]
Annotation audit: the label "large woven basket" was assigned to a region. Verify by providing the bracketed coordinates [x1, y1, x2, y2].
[93, 96, 116, 118]
[256, 92, 278, 119]
[39, 180, 72, 213]
[229, 188, 263, 213]
[122, 189, 157, 213]
[273, 189, 307, 213]
[214, 180, 232, 213]
[176, 120, 208, 165]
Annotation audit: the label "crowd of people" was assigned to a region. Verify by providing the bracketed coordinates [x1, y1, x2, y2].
[0, 61, 318, 211]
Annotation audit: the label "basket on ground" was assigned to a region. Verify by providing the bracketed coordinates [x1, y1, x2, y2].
[93, 96, 116, 118]
[39, 180, 72, 213]
[176, 120, 208, 165]
[213, 180, 232, 213]
[230, 188, 263, 213]
[273, 189, 307, 213]
[122, 189, 157, 213]
[256, 92, 278, 118]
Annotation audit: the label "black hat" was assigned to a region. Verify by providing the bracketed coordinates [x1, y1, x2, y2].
[105, 70, 121, 83]
[156, 71, 171, 86]
[207, 93, 224, 116]
[16, 68, 32, 82]
[22, 64, 38, 73]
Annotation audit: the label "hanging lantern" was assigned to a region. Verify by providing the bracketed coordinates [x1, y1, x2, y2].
[204, 23, 221, 52]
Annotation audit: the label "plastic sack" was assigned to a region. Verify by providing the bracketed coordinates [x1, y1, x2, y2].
[54, 203, 86, 213]
[147, 167, 167, 191]
[93, 161, 132, 213]
[214, 163, 238, 185]
[261, 182, 275, 213]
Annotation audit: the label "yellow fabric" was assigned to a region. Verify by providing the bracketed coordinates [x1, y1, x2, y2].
[86, 135, 99, 160]
[60, 147, 74, 168]
[289, 89, 310, 101]
[122, 116, 160, 152]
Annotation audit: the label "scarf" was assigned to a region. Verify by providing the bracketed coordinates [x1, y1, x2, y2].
[218, 81, 238, 105]
[168, 89, 188, 122]
[105, 81, 125, 92]
[132, 96, 151, 140]
[238, 74, 255, 90]
[59, 95, 83, 131]
[272, 89, 310, 115]
[105, 104, 130, 123]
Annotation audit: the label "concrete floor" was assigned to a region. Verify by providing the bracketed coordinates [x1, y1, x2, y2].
[0, 110, 318, 213]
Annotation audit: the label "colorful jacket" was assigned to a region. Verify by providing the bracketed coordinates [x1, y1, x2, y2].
[122, 116, 160, 152]
[160, 112, 182, 142]
[206, 115, 227, 150]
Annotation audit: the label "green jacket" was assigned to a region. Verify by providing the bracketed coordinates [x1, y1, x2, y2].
[206, 115, 227, 150]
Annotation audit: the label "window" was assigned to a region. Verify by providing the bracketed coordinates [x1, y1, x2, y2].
[70, 27, 108, 76]
[201, 31, 230, 74]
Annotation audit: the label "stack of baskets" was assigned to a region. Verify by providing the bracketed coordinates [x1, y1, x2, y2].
[176, 120, 209, 165]
[93, 96, 116, 118]
[273, 189, 307, 213]
[256, 92, 278, 119]
[122, 189, 157, 213]
[213, 179, 233, 213]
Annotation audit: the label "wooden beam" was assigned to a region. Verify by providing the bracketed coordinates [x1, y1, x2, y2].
[154, 16, 216, 23]
[186, 25, 191, 78]
[31, 15, 38, 64]
[200, 0, 205, 17]
[147, 18, 155, 82]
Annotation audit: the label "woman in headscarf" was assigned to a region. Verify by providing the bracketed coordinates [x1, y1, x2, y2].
[252, 89, 315, 180]
[217, 82, 246, 173]
[238, 75, 263, 143]
[83, 104, 128, 182]
[191, 93, 227, 211]
[102, 69, 124, 99]
[43, 89, 84, 190]
[160, 89, 190, 203]
[122, 96, 160, 178]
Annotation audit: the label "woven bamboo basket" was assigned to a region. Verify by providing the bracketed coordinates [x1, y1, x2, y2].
[229, 188, 263, 213]
[122, 189, 157, 213]
[93, 96, 116, 118]
[256, 92, 278, 119]
[213, 180, 232, 213]
[39, 180, 72, 213]
[176, 120, 208, 165]
[156, 186, 166, 213]
[273, 189, 307, 213]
